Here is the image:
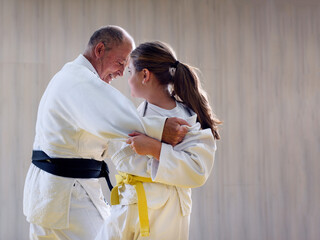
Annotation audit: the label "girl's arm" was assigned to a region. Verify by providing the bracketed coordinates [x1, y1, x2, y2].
[118, 125, 216, 188]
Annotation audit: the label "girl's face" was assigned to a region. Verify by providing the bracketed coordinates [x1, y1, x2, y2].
[127, 60, 146, 98]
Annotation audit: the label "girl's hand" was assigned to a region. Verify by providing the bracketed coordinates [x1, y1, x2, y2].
[126, 132, 161, 160]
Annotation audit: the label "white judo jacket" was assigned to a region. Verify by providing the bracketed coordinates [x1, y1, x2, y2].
[111, 101, 216, 216]
[23, 55, 166, 229]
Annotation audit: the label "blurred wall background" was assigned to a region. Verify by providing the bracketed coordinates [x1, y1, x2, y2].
[0, 0, 319, 239]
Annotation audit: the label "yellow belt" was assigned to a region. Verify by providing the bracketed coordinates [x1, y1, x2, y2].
[110, 172, 153, 237]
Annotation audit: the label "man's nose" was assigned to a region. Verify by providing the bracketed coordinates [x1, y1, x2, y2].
[118, 70, 124, 77]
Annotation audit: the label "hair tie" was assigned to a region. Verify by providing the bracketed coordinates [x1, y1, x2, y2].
[169, 60, 180, 77]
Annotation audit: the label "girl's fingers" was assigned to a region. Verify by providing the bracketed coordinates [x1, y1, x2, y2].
[126, 138, 132, 144]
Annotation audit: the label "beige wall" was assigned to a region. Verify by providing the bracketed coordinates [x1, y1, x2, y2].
[1, 0, 319, 239]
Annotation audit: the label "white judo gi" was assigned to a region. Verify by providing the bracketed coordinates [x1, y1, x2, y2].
[23, 55, 167, 240]
[96, 101, 216, 240]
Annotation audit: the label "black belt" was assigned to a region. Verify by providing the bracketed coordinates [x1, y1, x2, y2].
[32, 150, 113, 191]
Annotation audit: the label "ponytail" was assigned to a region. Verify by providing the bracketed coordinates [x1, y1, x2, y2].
[172, 63, 221, 139]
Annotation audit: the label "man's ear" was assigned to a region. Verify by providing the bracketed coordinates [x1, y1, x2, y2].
[94, 42, 105, 59]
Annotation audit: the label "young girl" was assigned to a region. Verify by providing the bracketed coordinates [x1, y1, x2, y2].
[97, 41, 221, 240]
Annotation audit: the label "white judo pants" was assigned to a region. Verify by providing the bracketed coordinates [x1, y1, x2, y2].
[29, 181, 115, 240]
[96, 186, 190, 240]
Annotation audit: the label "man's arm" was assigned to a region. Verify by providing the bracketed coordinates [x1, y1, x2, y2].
[61, 77, 188, 143]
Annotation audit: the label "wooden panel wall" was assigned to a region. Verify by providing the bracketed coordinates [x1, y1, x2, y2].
[0, 0, 319, 239]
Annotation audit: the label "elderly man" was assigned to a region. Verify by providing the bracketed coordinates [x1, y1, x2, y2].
[23, 26, 188, 240]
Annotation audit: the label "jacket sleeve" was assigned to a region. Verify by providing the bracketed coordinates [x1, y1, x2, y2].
[51, 70, 165, 142]
[151, 126, 216, 188]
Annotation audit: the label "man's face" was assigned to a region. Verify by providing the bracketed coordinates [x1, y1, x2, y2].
[99, 42, 132, 83]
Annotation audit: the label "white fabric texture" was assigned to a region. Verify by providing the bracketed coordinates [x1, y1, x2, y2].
[97, 101, 216, 239]
[96, 185, 190, 240]
[29, 181, 111, 240]
[23, 55, 166, 237]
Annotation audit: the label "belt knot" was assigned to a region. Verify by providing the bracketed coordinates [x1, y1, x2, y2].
[110, 172, 153, 237]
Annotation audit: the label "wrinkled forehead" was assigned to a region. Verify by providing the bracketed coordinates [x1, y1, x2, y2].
[110, 41, 132, 60]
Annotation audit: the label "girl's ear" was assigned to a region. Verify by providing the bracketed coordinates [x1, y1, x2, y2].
[142, 68, 150, 84]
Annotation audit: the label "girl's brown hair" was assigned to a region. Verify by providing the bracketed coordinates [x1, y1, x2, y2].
[130, 41, 221, 139]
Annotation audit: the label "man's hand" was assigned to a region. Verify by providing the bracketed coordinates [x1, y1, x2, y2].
[162, 117, 190, 146]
